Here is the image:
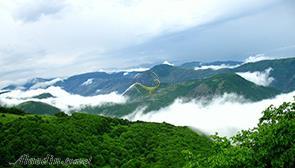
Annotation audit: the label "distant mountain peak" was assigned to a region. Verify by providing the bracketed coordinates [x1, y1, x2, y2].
[162, 61, 174, 66]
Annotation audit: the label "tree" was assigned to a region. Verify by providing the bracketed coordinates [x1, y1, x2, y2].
[203, 100, 295, 168]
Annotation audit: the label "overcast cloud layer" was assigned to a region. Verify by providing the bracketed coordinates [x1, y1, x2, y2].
[0, 0, 294, 87]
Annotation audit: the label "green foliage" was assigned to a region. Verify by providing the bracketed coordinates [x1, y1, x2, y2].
[195, 100, 295, 168]
[0, 108, 212, 168]
[0, 100, 294, 167]
[0, 106, 25, 115]
[54, 111, 69, 117]
[16, 101, 61, 115]
[0, 113, 26, 124]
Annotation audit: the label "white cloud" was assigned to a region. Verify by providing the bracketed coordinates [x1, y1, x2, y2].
[162, 61, 174, 66]
[244, 54, 273, 63]
[236, 68, 274, 86]
[30, 78, 63, 89]
[122, 67, 150, 72]
[0, 79, 29, 90]
[0, 86, 127, 113]
[125, 91, 295, 137]
[194, 64, 240, 70]
[97, 67, 149, 75]
[115, 67, 150, 76]
[81, 78, 94, 86]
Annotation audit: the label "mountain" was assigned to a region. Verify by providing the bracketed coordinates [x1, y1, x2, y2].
[233, 57, 295, 92]
[124, 73, 279, 101]
[204, 61, 242, 66]
[1, 64, 226, 96]
[179, 61, 202, 69]
[185, 73, 279, 100]
[54, 72, 134, 96]
[2, 57, 295, 96]
[32, 93, 55, 99]
[82, 73, 279, 117]
[2, 58, 294, 117]
[2, 78, 54, 90]
[16, 101, 61, 115]
[179, 61, 242, 70]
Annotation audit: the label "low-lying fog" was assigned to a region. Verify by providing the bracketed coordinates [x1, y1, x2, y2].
[1, 86, 294, 137]
[125, 91, 295, 136]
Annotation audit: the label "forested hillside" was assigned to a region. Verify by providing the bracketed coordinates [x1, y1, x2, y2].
[0, 108, 212, 167]
[0, 100, 294, 167]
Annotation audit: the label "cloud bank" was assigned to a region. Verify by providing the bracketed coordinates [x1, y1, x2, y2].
[30, 78, 63, 89]
[236, 68, 274, 86]
[0, 86, 127, 113]
[125, 91, 295, 137]
[194, 64, 240, 70]
[244, 54, 274, 63]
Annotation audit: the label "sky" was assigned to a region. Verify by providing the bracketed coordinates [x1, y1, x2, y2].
[0, 0, 295, 87]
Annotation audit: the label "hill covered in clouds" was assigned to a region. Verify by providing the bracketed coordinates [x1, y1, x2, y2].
[0, 99, 294, 167]
[1, 57, 295, 136]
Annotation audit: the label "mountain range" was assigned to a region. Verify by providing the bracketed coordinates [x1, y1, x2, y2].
[4, 58, 295, 94]
[0, 57, 294, 167]
[1, 57, 295, 116]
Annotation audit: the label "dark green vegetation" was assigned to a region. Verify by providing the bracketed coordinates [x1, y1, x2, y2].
[16, 101, 61, 115]
[0, 106, 25, 115]
[0, 100, 294, 167]
[32, 93, 55, 99]
[82, 73, 279, 117]
[192, 100, 295, 168]
[0, 107, 212, 168]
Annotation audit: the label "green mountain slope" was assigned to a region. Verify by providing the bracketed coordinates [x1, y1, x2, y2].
[83, 73, 279, 117]
[188, 73, 279, 100]
[32, 93, 55, 99]
[16, 101, 61, 115]
[0, 108, 213, 168]
[126, 73, 279, 101]
[233, 57, 295, 92]
[0, 101, 294, 167]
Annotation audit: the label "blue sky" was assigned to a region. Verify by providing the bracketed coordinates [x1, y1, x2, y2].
[0, 0, 294, 87]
